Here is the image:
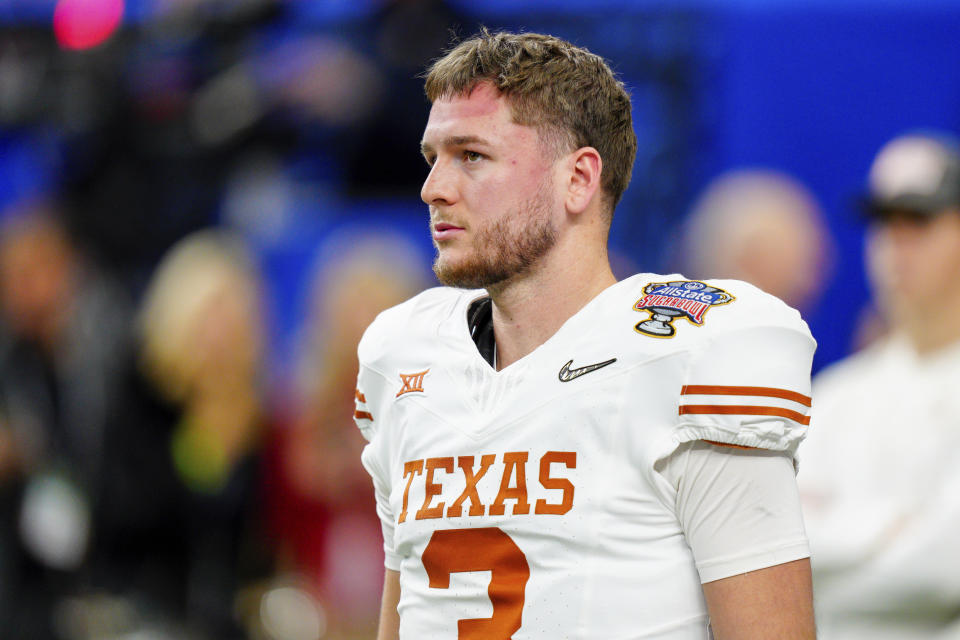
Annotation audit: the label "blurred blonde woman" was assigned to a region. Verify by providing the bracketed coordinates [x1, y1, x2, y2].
[139, 229, 266, 492]
[91, 229, 270, 638]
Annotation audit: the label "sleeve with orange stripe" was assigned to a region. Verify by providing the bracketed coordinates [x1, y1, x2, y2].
[353, 333, 385, 442]
[354, 384, 375, 440]
[354, 327, 402, 571]
[676, 318, 815, 455]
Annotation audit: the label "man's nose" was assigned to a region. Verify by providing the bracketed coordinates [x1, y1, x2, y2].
[421, 160, 457, 206]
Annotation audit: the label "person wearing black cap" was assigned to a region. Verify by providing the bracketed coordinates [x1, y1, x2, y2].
[800, 131, 960, 639]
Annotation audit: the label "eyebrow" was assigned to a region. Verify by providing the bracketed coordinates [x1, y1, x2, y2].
[420, 135, 491, 156]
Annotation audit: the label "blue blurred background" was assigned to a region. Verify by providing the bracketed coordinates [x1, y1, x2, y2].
[0, 1, 959, 638]
[4, 0, 958, 373]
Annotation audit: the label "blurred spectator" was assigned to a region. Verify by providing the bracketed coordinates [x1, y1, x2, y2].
[263, 233, 429, 639]
[52, 0, 283, 295]
[800, 132, 960, 639]
[83, 229, 271, 639]
[0, 199, 132, 638]
[680, 169, 832, 312]
[336, 0, 478, 196]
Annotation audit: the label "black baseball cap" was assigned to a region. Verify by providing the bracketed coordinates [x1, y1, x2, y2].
[861, 132, 960, 219]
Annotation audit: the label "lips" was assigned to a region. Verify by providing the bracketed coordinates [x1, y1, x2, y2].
[432, 220, 465, 241]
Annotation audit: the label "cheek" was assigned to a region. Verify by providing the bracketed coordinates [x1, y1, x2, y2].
[864, 233, 911, 315]
[921, 224, 960, 288]
[864, 233, 891, 288]
[483, 162, 550, 202]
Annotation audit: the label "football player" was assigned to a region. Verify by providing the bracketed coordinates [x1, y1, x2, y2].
[355, 30, 816, 639]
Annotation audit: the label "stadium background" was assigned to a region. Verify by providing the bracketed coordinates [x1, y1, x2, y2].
[2, 0, 958, 374]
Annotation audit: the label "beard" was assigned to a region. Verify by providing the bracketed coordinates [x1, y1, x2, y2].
[432, 184, 558, 289]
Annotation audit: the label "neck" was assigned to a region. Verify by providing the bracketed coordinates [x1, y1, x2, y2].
[487, 239, 615, 370]
[902, 313, 960, 356]
[890, 283, 960, 356]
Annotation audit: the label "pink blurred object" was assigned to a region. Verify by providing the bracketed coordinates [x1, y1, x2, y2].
[54, 0, 124, 50]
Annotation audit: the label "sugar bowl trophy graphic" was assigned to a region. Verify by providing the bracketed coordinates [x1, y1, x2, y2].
[633, 281, 734, 337]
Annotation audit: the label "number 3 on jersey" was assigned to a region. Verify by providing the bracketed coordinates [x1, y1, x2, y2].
[422, 527, 530, 639]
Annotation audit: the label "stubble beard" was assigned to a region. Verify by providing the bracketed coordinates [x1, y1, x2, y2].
[432, 185, 558, 290]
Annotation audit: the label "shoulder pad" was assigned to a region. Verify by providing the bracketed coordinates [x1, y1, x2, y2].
[358, 286, 471, 371]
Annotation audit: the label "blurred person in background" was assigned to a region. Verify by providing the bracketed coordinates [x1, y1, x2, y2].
[0, 199, 132, 639]
[263, 234, 429, 639]
[83, 229, 270, 639]
[800, 131, 960, 639]
[680, 169, 832, 314]
[335, 0, 478, 197]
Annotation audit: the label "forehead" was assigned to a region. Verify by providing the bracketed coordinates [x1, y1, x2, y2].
[422, 83, 536, 146]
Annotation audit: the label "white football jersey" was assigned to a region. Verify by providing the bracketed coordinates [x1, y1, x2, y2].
[355, 274, 815, 640]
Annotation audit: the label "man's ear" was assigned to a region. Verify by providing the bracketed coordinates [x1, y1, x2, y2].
[565, 147, 603, 215]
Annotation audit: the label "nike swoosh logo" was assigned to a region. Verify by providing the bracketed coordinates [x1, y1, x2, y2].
[558, 357, 617, 382]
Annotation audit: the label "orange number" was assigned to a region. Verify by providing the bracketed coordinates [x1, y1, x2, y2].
[422, 527, 530, 640]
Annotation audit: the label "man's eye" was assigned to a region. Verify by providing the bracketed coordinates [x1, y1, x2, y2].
[463, 150, 483, 163]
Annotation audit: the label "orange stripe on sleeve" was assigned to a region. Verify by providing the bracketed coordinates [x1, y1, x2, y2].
[681, 385, 811, 407]
[678, 404, 810, 425]
[703, 440, 757, 450]
[354, 410, 374, 421]
[355, 389, 367, 403]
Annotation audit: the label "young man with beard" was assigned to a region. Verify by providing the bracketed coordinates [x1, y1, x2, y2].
[354, 30, 816, 639]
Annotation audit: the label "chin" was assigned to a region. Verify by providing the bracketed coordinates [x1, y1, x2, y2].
[434, 260, 493, 290]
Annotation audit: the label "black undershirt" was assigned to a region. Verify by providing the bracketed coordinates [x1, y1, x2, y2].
[467, 296, 496, 367]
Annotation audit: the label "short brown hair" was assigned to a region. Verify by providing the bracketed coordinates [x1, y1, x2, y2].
[424, 29, 637, 215]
